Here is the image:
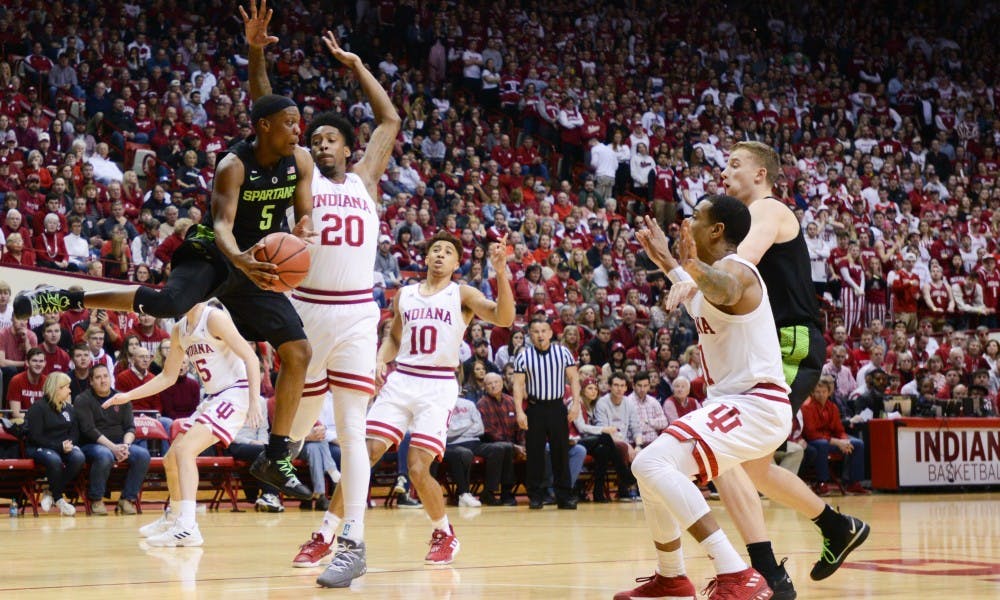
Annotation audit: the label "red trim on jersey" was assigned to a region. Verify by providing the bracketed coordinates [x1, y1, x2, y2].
[366, 420, 403, 444]
[409, 433, 445, 459]
[670, 421, 720, 482]
[747, 382, 791, 405]
[666, 428, 709, 485]
[291, 294, 373, 306]
[297, 287, 374, 296]
[327, 370, 376, 385]
[303, 378, 329, 396]
[395, 362, 458, 380]
[195, 413, 234, 446]
[328, 378, 376, 395]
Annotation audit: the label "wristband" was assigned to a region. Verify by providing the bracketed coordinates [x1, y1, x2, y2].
[668, 267, 693, 284]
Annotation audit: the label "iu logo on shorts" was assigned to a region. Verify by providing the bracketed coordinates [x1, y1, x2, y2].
[705, 405, 742, 433]
[215, 402, 235, 420]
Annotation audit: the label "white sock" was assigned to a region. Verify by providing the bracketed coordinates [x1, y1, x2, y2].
[431, 515, 450, 533]
[318, 513, 342, 544]
[177, 500, 197, 529]
[700, 529, 747, 575]
[656, 547, 685, 578]
[327, 467, 341, 484]
[339, 518, 364, 543]
[164, 502, 177, 521]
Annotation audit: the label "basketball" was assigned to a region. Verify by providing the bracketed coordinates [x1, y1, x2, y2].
[254, 232, 310, 292]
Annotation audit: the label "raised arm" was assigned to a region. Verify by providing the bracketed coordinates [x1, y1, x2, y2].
[677, 220, 762, 312]
[290, 146, 315, 241]
[240, 0, 278, 101]
[205, 307, 263, 427]
[461, 234, 515, 327]
[321, 31, 401, 195]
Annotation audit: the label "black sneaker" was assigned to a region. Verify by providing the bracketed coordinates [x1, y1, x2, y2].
[249, 453, 312, 500]
[13, 286, 80, 319]
[767, 558, 798, 600]
[811, 515, 871, 581]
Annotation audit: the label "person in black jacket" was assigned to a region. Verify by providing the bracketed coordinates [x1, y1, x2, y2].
[75, 364, 150, 516]
[26, 371, 83, 516]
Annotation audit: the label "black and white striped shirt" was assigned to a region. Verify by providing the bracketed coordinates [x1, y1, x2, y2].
[514, 342, 576, 401]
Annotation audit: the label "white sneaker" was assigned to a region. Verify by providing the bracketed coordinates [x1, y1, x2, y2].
[147, 523, 204, 547]
[458, 493, 482, 508]
[40, 492, 53, 512]
[56, 498, 76, 516]
[140, 510, 176, 537]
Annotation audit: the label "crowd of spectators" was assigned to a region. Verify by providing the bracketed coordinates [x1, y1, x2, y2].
[3, 0, 1000, 509]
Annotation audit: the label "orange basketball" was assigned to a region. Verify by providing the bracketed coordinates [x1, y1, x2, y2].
[254, 232, 311, 292]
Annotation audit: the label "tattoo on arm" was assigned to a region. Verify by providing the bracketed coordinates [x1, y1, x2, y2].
[686, 260, 743, 307]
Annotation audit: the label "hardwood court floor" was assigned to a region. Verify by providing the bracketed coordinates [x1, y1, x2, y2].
[3, 492, 999, 599]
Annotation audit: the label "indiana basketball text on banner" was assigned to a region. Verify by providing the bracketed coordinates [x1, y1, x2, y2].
[897, 427, 1000, 486]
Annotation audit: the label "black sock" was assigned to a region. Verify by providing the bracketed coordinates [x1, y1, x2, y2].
[812, 505, 842, 537]
[266, 434, 291, 460]
[747, 541, 780, 576]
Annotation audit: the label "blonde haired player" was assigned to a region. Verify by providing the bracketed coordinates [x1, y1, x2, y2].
[313, 232, 514, 587]
[241, 0, 400, 581]
[103, 301, 261, 547]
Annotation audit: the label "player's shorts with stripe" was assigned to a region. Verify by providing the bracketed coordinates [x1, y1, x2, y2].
[778, 323, 827, 413]
[365, 363, 458, 460]
[178, 380, 251, 446]
[291, 289, 380, 399]
[663, 382, 792, 486]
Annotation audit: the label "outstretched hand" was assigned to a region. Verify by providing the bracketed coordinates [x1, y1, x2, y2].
[635, 215, 679, 272]
[321, 30, 362, 69]
[240, 0, 279, 48]
[102, 393, 131, 409]
[677, 219, 698, 267]
[487, 233, 509, 276]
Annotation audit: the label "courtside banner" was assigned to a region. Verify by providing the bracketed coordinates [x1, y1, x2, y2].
[897, 426, 1000, 486]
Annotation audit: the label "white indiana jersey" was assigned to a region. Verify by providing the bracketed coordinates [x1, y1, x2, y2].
[177, 305, 248, 395]
[295, 169, 379, 301]
[684, 255, 790, 399]
[396, 282, 467, 370]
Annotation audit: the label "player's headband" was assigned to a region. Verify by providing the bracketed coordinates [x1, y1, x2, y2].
[250, 94, 297, 124]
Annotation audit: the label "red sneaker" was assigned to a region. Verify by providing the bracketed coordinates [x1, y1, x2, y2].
[292, 532, 333, 567]
[702, 568, 773, 600]
[844, 482, 871, 496]
[424, 525, 460, 565]
[613, 573, 696, 599]
[813, 482, 831, 497]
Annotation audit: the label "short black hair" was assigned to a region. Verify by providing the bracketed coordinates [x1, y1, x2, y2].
[609, 370, 628, 386]
[634, 370, 650, 384]
[424, 230, 463, 259]
[305, 111, 356, 151]
[704, 194, 751, 246]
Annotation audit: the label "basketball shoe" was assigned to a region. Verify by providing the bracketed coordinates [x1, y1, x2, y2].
[316, 537, 367, 588]
[250, 452, 313, 500]
[140, 510, 176, 537]
[146, 523, 204, 548]
[425, 525, 460, 565]
[701, 568, 773, 599]
[13, 286, 82, 319]
[764, 558, 797, 600]
[293, 532, 333, 568]
[613, 573, 696, 599]
[811, 515, 870, 580]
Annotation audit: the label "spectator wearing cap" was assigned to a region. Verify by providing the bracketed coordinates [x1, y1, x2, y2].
[601, 342, 629, 382]
[462, 339, 500, 381]
[14, 171, 46, 218]
[375, 234, 401, 287]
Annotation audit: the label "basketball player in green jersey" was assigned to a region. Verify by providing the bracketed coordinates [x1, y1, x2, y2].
[16, 95, 318, 500]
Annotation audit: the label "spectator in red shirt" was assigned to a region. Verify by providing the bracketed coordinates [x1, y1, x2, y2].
[159, 355, 203, 421]
[891, 253, 921, 333]
[801, 376, 869, 496]
[1, 315, 38, 387]
[611, 305, 640, 349]
[7, 347, 47, 419]
[1, 232, 36, 266]
[38, 320, 70, 376]
[128, 313, 170, 356]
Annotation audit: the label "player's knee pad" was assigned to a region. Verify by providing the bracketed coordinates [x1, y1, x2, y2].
[289, 392, 326, 441]
[333, 392, 368, 448]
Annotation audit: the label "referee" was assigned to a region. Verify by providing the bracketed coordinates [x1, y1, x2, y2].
[513, 317, 581, 510]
